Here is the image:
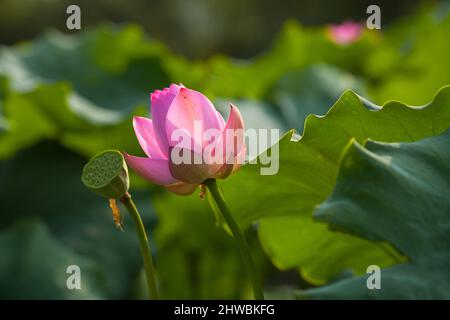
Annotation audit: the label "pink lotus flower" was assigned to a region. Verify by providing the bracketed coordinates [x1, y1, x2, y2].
[124, 84, 245, 195]
[328, 21, 362, 45]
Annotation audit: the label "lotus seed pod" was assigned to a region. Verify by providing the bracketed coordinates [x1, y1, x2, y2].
[81, 150, 129, 198]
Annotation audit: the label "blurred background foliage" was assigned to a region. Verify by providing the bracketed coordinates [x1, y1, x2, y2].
[0, 0, 449, 299]
[0, 0, 431, 58]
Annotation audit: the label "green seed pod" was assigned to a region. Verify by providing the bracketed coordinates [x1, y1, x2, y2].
[81, 150, 129, 199]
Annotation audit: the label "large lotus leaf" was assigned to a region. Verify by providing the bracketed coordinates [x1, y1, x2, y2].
[299, 128, 450, 299]
[218, 86, 450, 284]
[0, 141, 156, 298]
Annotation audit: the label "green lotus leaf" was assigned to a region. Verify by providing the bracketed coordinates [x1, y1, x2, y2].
[299, 128, 450, 299]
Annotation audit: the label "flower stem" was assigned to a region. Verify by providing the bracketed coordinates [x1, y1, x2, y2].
[120, 192, 159, 300]
[204, 179, 264, 300]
